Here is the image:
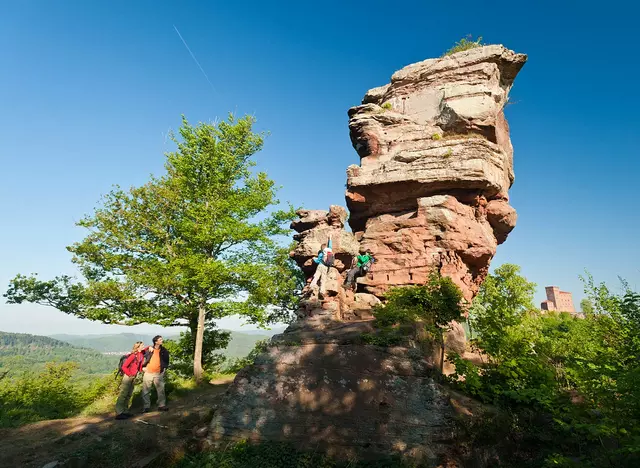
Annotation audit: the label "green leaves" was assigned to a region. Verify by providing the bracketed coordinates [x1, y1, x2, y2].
[4, 114, 301, 378]
[371, 272, 465, 341]
[450, 265, 640, 465]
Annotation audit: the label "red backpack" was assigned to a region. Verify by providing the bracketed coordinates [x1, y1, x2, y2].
[323, 250, 334, 267]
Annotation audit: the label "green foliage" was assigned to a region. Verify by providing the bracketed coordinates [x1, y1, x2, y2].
[449, 265, 640, 466]
[443, 148, 453, 158]
[0, 362, 113, 427]
[361, 329, 404, 347]
[175, 440, 412, 468]
[580, 298, 594, 314]
[371, 272, 464, 347]
[431, 133, 442, 140]
[443, 35, 484, 56]
[381, 102, 392, 110]
[4, 114, 302, 379]
[163, 325, 230, 378]
[468, 263, 536, 358]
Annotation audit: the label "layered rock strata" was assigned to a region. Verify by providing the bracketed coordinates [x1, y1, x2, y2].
[209, 46, 526, 463]
[347, 45, 526, 300]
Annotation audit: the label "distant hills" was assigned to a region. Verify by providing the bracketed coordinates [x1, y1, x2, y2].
[50, 327, 286, 358]
[0, 326, 286, 378]
[0, 331, 118, 376]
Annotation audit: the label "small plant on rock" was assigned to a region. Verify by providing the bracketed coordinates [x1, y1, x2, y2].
[381, 102, 392, 110]
[371, 272, 465, 369]
[443, 148, 453, 158]
[431, 133, 442, 140]
[444, 35, 484, 56]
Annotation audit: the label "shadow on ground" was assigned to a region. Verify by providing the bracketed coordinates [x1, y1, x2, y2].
[0, 378, 233, 468]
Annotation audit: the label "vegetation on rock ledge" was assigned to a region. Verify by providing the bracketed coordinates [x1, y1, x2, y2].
[443, 35, 484, 56]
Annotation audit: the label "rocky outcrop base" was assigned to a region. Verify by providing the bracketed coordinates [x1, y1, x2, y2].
[209, 322, 458, 465]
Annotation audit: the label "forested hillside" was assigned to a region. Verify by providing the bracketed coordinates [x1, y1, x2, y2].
[0, 331, 117, 376]
[51, 329, 280, 358]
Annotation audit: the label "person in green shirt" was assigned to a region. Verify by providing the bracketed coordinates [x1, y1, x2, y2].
[344, 249, 375, 290]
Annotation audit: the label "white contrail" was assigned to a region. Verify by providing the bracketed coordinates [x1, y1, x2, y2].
[173, 25, 217, 94]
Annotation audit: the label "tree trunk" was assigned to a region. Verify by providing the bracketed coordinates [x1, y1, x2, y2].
[439, 334, 445, 374]
[193, 304, 206, 383]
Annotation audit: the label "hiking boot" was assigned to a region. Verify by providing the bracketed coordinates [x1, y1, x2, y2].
[123, 412, 134, 418]
[158, 406, 169, 412]
[115, 413, 130, 420]
[143, 408, 151, 413]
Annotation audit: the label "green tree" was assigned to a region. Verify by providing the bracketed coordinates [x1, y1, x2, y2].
[580, 298, 594, 314]
[162, 325, 230, 378]
[469, 263, 536, 357]
[5, 115, 301, 382]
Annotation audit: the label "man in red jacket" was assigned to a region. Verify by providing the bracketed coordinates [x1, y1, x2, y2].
[115, 341, 145, 420]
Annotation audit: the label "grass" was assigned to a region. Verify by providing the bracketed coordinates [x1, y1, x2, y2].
[442, 132, 486, 141]
[443, 36, 483, 56]
[174, 440, 415, 468]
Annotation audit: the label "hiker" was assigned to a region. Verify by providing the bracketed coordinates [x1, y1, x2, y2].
[344, 249, 375, 290]
[115, 341, 145, 420]
[141, 335, 170, 412]
[308, 238, 334, 297]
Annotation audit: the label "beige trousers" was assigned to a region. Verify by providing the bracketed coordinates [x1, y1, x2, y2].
[309, 263, 328, 294]
[141, 371, 166, 409]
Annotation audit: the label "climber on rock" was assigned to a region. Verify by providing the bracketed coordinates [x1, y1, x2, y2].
[309, 238, 334, 298]
[344, 249, 374, 291]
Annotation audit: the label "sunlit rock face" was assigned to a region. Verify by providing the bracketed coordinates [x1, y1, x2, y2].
[209, 46, 526, 464]
[347, 45, 526, 301]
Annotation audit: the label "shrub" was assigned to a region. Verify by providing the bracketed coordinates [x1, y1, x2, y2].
[370, 272, 465, 371]
[163, 326, 230, 377]
[381, 102, 392, 110]
[431, 133, 442, 140]
[176, 439, 411, 468]
[443, 35, 483, 56]
[449, 265, 640, 466]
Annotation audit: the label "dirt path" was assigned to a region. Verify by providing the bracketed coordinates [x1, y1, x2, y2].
[0, 377, 233, 468]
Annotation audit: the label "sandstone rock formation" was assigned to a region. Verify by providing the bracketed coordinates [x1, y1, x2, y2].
[347, 45, 526, 301]
[209, 45, 526, 464]
[210, 324, 459, 464]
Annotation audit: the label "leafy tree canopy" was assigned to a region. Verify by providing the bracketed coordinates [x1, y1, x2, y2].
[5, 114, 304, 380]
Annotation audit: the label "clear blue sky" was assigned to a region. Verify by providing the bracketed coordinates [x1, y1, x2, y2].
[1, 0, 638, 335]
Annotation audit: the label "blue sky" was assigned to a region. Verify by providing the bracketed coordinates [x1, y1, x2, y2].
[1, 0, 638, 335]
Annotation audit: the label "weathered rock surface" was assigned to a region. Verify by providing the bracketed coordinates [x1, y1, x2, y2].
[210, 331, 458, 464]
[347, 45, 526, 300]
[290, 205, 359, 276]
[208, 46, 526, 464]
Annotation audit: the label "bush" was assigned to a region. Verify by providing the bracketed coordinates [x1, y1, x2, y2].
[449, 265, 640, 466]
[443, 35, 483, 56]
[163, 325, 230, 377]
[175, 440, 411, 468]
[372, 272, 465, 340]
[0, 362, 115, 427]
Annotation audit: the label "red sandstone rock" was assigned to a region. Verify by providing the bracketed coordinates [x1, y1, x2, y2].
[290, 205, 359, 276]
[346, 45, 526, 301]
